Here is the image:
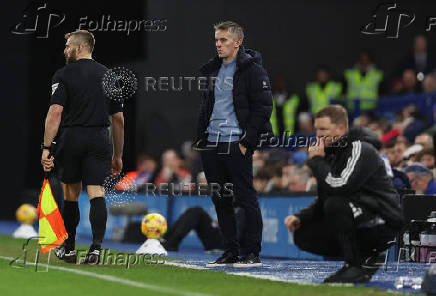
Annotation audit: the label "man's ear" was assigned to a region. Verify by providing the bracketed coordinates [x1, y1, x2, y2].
[235, 39, 242, 48]
[339, 124, 347, 135]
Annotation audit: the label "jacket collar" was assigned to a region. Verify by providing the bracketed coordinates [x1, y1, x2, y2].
[200, 46, 255, 75]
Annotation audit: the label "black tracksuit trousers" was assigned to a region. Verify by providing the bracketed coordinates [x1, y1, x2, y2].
[294, 196, 396, 266]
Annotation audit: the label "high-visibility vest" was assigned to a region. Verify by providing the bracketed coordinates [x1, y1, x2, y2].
[344, 68, 383, 111]
[270, 99, 279, 136]
[306, 81, 342, 114]
[270, 94, 299, 136]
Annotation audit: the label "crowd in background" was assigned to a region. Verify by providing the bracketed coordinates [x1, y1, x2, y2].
[116, 35, 436, 196]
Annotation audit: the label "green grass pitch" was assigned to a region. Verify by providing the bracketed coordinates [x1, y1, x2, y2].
[0, 234, 393, 296]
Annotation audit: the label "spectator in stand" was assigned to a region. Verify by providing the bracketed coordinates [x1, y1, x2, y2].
[181, 141, 203, 185]
[425, 105, 436, 136]
[296, 112, 315, 136]
[381, 138, 400, 168]
[391, 69, 421, 94]
[395, 137, 410, 169]
[404, 163, 436, 194]
[287, 166, 310, 193]
[415, 148, 435, 170]
[253, 168, 272, 194]
[265, 164, 288, 194]
[402, 144, 424, 166]
[305, 65, 342, 114]
[343, 50, 383, 111]
[115, 154, 158, 191]
[270, 75, 301, 136]
[415, 132, 434, 148]
[423, 72, 436, 93]
[154, 149, 192, 192]
[253, 150, 268, 176]
[380, 139, 411, 190]
[401, 105, 429, 144]
[400, 35, 435, 77]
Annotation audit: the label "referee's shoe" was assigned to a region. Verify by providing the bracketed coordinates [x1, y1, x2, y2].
[54, 243, 77, 264]
[81, 245, 101, 265]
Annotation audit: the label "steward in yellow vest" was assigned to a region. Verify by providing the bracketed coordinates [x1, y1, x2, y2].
[306, 67, 342, 114]
[344, 51, 383, 111]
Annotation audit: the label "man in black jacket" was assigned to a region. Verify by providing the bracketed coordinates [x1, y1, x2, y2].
[284, 105, 403, 283]
[193, 21, 273, 267]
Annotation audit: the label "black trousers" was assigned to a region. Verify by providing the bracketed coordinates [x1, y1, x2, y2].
[294, 196, 396, 266]
[201, 141, 263, 256]
[163, 207, 224, 250]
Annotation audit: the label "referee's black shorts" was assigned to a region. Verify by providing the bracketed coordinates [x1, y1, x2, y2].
[56, 127, 112, 186]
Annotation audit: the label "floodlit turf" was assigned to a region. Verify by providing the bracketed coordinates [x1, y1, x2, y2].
[0, 234, 395, 296]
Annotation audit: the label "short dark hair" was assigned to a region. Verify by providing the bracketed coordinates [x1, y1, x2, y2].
[214, 21, 244, 41]
[416, 148, 435, 162]
[65, 30, 95, 52]
[315, 105, 349, 128]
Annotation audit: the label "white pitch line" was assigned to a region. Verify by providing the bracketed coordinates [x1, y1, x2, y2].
[0, 256, 212, 296]
[165, 262, 210, 270]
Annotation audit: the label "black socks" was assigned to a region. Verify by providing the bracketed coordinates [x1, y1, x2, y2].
[63, 200, 80, 250]
[89, 197, 107, 248]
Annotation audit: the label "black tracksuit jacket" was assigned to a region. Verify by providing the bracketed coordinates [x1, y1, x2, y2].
[296, 127, 404, 230]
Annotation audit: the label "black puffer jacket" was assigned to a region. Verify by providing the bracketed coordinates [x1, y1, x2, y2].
[193, 46, 273, 150]
[296, 127, 404, 230]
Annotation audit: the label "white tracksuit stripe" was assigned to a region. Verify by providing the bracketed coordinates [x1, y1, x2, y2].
[325, 141, 362, 187]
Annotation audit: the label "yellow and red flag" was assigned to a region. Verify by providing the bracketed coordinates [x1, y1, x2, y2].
[36, 178, 68, 253]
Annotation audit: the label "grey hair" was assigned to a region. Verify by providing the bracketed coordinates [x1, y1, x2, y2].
[214, 21, 244, 41]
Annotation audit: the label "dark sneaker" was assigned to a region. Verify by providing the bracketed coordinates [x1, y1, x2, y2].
[206, 251, 239, 267]
[233, 253, 262, 268]
[54, 243, 66, 260]
[323, 264, 372, 283]
[323, 263, 351, 283]
[160, 239, 178, 252]
[54, 243, 77, 263]
[361, 253, 381, 278]
[81, 246, 101, 265]
[63, 250, 78, 264]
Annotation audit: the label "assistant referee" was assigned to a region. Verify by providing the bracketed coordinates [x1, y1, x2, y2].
[41, 30, 124, 264]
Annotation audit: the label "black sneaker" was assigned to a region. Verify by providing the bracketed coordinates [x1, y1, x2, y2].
[361, 253, 381, 278]
[323, 263, 351, 283]
[54, 243, 66, 260]
[81, 246, 101, 265]
[323, 264, 372, 283]
[206, 251, 239, 267]
[54, 243, 77, 264]
[233, 253, 262, 268]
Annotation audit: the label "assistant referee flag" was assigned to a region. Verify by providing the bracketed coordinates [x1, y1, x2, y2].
[37, 178, 68, 253]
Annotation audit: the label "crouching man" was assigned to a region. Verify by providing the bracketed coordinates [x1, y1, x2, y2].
[284, 105, 404, 283]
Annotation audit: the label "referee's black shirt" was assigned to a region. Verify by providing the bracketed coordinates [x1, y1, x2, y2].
[50, 58, 122, 127]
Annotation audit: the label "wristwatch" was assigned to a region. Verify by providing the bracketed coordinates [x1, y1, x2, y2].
[40, 143, 51, 151]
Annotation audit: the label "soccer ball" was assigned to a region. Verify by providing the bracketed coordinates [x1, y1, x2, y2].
[141, 213, 167, 239]
[16, 204, 38, 225]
